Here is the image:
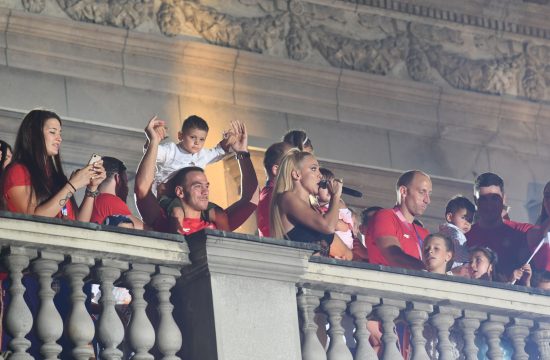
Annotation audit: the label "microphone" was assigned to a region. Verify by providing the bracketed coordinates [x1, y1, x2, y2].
[319, 180, 363, 198]
[342, 186, 362, 198]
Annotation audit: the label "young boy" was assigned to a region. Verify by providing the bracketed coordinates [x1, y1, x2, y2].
[148, 115, 235, 232]
[439, 195, 476, 268]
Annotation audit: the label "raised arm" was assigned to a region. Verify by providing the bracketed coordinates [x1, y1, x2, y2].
[223, 121, 260, 231]
[281, 182, 342, 235]
[134, 116, 166, 226]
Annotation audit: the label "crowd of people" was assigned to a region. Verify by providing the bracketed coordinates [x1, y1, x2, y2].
[1, 109, 549, 291]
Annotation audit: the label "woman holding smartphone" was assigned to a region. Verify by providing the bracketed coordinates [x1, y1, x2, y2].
[1, 109, 105, 221]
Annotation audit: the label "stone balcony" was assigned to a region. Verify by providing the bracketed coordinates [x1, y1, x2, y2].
[0, 212, 549, 360]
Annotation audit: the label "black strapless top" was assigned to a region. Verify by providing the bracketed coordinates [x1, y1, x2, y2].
[285, 223, 333, 256]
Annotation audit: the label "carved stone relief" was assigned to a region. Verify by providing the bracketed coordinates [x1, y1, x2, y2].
[18, 0, 550, 102]
[55, 0, 153, 29]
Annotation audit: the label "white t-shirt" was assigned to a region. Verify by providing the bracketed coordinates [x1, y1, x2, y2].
[153, 142, 226, 195]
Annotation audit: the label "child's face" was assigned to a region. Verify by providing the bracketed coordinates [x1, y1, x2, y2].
[447, 208, 472, 234]
[469, 251, 492, 279]
[178, 128, 208, 154]
[423, 236, 452, 274]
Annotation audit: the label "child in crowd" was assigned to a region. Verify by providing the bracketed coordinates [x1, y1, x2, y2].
[148, 115, 236, 231]
[468, 246, 531, 285]
[439, 196, 475, 268]
[533, 271, 550, 290]
[423, 233, 455, 275]
[318, 168, 354, 251]
[282, 129, 313, 153]
[468, 246, 498, 281]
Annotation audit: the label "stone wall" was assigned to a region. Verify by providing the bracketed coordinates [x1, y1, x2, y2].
[1, 0, 550, 225]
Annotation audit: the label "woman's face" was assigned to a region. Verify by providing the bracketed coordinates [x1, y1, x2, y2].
[298, 155, 322, 195]
[43, 118, 62, 156]
[543, 182, 550, 218]
[2, 147, 12, 169]
[469, 250, 492, 279]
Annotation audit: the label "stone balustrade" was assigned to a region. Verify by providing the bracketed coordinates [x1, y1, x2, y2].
[1, 212, 549, 360]
[298, 257, 550, 360]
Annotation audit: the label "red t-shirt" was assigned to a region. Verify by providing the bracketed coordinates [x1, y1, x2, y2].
[2, 163, 76, 220]
[465, 220, 532, 278]
[90, 193, 132, 224]
[177, 217, 217, 235]
[365, 208, 429, 266]
[257, 181, 273, 237]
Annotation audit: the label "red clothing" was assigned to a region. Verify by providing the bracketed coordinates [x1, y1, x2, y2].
[466, 220, 532, 278]
[177, 217, 217, 235]
[90, 193, 132, 224]
[2, 163, 75, 220]
[365, 208, 429, 266]
[257, 180, 273, 237]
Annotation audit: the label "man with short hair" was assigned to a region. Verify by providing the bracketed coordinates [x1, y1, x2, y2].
[257, 141, 291, 237]
[91, 156, 145, 229]
[135, 116, 258, 235]
[365, 170, 431, 270]
[465, 172, 533, 281]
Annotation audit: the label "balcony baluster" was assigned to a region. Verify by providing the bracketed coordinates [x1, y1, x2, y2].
[297, 288, 327, 360]
[322, 292, 353, 360]
[404, 302, 432, 360]
[348, 295, 378, 360]
[430, 306, 460, 360]
[480, 314, 507, 360]
[457, 310, 486, 360]
[374, 299, 405, 360]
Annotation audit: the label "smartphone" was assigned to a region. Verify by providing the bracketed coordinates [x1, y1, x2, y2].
[88, 153, 102, 165]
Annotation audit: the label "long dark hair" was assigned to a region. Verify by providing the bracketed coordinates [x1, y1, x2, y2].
[0, 140, 12, 177]
[9, 110, 69, 206]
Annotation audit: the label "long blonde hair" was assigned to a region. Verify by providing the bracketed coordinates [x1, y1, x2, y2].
[269, 149, 313, 239]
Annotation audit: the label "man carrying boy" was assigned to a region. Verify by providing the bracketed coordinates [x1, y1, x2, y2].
[365, 170, 431, 270]
[135, 116, 258, 235]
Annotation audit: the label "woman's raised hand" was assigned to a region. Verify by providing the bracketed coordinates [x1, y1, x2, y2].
[327, 178, 343, 198]
[88, 160, 106, 190]
[69, 160, 106, 190]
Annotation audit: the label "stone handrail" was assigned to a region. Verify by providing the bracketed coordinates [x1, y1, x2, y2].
[298, 257, 550, 360]
[1, 212, 549, 360]
[0, 212, 190, 360]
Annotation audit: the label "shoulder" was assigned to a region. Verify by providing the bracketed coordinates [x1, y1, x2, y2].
[3, 163, 31, 190]
[504, 219, 533, 233]
[372, 208, 398, 224]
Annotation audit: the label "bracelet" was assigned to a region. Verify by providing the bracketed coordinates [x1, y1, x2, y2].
[67, 181, 77, 192]
[85, 187, 100, 198]
[235, 151, 250, 160]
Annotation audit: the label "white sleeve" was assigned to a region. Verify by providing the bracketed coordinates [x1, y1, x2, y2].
[203, 144, 227, 165]
[156, 142, 170, 165]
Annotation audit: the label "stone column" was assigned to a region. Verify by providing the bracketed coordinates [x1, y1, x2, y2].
[322, 292, 352, 360]
[457, 310, 486, 360]
[349, 295, 379, 360]
[404, 302, 433, 360]
[531, 322, 550, 360]
[151, 266, 182, 360]
[96, 259, 128, 360]
[31, 252, 64, 360]
[430, 306, 460, 360]
[65, 256, 96, 360]
[3, 247, 37, 360]
[125, 263, 156, 360]
[297, 288, 327, 360]
[374, 298, 406, 360]
[506, 318, 533, 360]
[480, 314, 508, 360]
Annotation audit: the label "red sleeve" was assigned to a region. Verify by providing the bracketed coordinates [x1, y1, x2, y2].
[3, 163, 31, 192]
[371, 209, 400, 240]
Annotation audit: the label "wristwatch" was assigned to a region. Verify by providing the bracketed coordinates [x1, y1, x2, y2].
[235, 151, 250, 160]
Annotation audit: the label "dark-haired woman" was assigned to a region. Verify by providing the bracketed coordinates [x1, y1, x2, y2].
[2, 109, 105, 220]
[0, 140, 12, 176]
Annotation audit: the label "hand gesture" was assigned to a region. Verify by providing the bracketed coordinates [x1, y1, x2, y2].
[145, 116, 167, 144]
[228, 121, 248, 153]
[88, 160, 106, 190]
[327, 178, 343, 199]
